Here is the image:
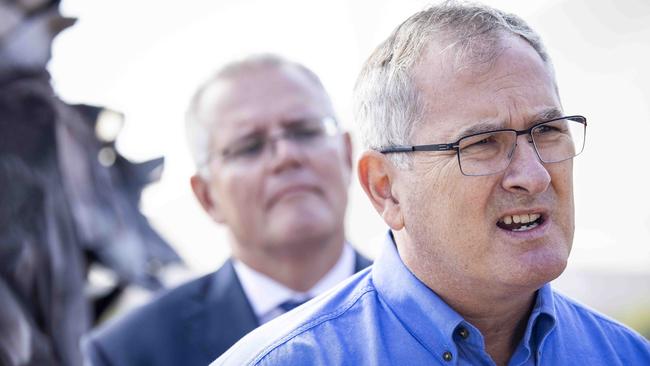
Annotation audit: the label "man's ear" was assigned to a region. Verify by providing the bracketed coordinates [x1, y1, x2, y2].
[190, 174, 225, 223]
[357, 150, 404, 230]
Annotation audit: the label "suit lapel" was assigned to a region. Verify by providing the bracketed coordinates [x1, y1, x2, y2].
[184, 259, 259, 362]
[184, 251, 370, 362]
[353, 249, 372, 272]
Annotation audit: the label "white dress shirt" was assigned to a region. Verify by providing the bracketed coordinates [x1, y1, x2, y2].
[232, 244, 355, 324]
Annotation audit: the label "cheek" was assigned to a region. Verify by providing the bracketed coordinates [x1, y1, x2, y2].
[421, 159, 493, 216]
[550, 163, 575, 236]
[404, 162, 458, 230]
[314, 152, 351, 200]
[445, 176, 497, 240]
[215, 168, 263, 213]
[410, 164, 498, 245]
[322, 160, 350, 189]
[560, 172, 574, 205]
[548, 162, 574, 207]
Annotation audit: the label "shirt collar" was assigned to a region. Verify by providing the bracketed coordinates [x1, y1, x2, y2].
[373, 231, 464, 358]
[373, 231, 558, 360]
[233, 243, 355, 322]
[520, 282, 557, 353]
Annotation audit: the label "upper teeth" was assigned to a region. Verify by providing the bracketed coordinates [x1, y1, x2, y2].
[501, 213, 541, 225]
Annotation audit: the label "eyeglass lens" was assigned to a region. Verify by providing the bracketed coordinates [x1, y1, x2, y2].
[458, 117, 585, 176]
[221, 117, 338, 162]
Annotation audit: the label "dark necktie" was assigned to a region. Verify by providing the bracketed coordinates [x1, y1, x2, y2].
[278, 298, 310, 312]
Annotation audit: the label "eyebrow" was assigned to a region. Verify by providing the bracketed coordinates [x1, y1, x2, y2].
[453, 120, 507, 141]
[534, 107, 564, 122]
[225, 117, 319, 144]
[280, 117, 318, 128]
[227, 127, 264, 144]
[217, 127, 265, 156]
[452, 107, 565, 141]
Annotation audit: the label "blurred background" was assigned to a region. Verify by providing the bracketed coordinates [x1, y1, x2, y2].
[48, 0, 649, 335]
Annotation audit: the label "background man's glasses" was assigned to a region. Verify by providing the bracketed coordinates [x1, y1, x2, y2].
[379, 115, 587, 176]
[219, 116, 339, 164]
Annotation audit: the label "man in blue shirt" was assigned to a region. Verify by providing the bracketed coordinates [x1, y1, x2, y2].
[213, 3, 650, 365]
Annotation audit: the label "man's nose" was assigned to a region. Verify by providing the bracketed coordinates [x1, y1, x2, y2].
[501, 136, 551, 195]
[267, 134, 306, 172]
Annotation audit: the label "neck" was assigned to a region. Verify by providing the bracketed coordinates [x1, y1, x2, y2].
[233, 232, 345, 292]
[396, 234, 537, 366]
[435, 282, 535, 365]
[459, 293, 535, 366]
[433, 281, 535, 365]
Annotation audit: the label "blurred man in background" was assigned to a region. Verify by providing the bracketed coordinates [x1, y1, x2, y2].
[212, 2, 650, 365]
[83, 54, 371, 366]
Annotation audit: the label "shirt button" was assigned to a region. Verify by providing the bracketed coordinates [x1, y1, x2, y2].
[442, 351, 453, 362]
[458, 327, 470, 339]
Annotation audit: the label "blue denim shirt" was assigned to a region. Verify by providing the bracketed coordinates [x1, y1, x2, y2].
[214, 232, 650, 365]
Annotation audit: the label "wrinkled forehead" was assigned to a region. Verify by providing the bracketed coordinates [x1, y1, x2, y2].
[410, 35, 559, 140]
[197, 65, 334, 142]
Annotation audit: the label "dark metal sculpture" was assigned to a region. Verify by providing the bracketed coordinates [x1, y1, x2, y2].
[0, 1, 180, 364]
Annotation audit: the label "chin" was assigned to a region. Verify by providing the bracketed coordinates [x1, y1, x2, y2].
[270, 212, 334, 239]
[276, 202, 334, 225]
[515, 252, 569, 290]
[267, 226, 334, 258]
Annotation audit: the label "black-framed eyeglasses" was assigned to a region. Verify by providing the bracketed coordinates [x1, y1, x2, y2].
[379, 115, 587, 176]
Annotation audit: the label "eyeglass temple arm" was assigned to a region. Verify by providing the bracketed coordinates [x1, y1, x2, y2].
[379, 143, 457, 153]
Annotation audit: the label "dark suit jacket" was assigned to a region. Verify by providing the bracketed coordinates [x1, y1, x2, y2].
[82, 252, 371, 366]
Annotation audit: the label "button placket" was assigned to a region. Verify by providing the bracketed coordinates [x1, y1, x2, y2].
[442, 351, 453, 362]
[458, 327, 470, 340]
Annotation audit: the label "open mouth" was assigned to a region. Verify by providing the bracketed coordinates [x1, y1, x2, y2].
[496, 213, 545, 232]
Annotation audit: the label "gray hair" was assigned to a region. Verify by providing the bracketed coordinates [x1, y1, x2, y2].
[353, 0, 555, 167]
[186, 54, 328, 175]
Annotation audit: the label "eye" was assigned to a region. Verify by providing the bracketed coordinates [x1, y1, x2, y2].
[472, 137, 492, 145]
[223, 137, 265, 159]
[460, 133, 499, 151]
[286, 123, 324, 141]
[533, 120, 570, 138]
[535, 125, 560, 134]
